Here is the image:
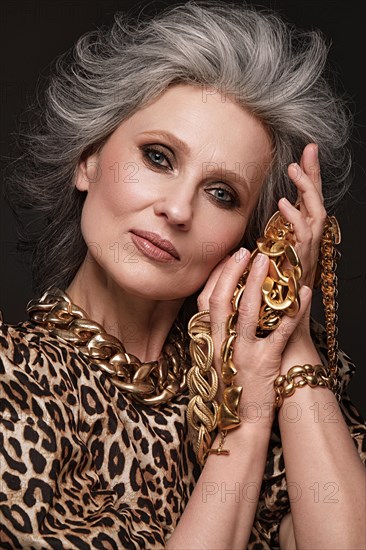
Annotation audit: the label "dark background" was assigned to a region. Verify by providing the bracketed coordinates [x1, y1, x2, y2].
[0, 0, 365, 416]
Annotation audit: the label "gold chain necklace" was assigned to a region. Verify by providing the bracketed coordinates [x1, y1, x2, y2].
[26, 288, 190, 405]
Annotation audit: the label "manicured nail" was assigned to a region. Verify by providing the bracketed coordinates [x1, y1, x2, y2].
[281, 197, 292, 208]
[253, 252, 267, 266]
[301, 285, 312, 298]
[233, 247, 249, 262]
[289, 162, 302, 179]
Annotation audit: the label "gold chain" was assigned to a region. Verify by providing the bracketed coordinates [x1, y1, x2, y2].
[238, 210, 303, 336]
[319, 215, 342, 397]
[26, 288, 190, 405]
[273, 215, 342, 406]
[186, 311, 219, 465]
[273, 363, 338, 407]
[187, 210, 303, 464]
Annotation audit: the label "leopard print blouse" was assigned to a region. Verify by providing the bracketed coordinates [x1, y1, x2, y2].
[0, 306, 365, 549]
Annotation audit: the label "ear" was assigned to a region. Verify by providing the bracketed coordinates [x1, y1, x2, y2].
[75, 153, 99, 192]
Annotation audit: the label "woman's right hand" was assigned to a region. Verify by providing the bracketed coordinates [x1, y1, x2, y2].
[196, 248, 312, 425]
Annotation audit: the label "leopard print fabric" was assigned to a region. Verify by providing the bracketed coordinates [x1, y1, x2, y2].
[0, 307, 365, 549]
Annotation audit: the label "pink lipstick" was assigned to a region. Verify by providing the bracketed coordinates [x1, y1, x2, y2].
[130, 230, 180, 262]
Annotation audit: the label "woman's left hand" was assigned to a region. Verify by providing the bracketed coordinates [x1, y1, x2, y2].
[279, 143, 326, 288]
[277, 143, 326, 344]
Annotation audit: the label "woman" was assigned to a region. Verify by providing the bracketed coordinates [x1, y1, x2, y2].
[0, 1, 365, 548]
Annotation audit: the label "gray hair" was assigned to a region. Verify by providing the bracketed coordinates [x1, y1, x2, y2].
[6, 0, 352, 318]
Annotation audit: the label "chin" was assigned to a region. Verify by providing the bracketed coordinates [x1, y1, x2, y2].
[108, 274, 186, 301]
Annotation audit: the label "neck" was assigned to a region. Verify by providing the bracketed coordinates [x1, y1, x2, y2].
[65, 255, 186, 362]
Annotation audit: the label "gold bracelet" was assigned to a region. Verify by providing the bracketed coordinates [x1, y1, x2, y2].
[216, 316, 243, 433]
[207, 430, 230, 457]
[187, 311, 219, 465]
[273, 363, 338, 408]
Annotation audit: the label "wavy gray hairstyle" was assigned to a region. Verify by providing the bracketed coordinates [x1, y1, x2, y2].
[6, 0, 352, 322]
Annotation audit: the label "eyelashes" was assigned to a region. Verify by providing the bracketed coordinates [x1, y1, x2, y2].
[140, 145, 240, 209]
[208, 187, 238, 205]
[143, 146, 173, 170]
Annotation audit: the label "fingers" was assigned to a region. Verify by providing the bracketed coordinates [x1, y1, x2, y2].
[273, 285, 313, 353]
[235, 253, 270, 340]
[209, 252, 269, 363]
[285, 143, 325, 230]
[286, 162, 325, 221]
[207, 251, 268, 324]
[198, 248, 258, 369]
[196, 254, 232, 312]
[276, 144, 327, 291]
[278, 196, 311, 242]
[301, 143, 322, 197]
[197, 247, 313, 382]
[278, 144, 327, 279]
[206, 248, 251, 316]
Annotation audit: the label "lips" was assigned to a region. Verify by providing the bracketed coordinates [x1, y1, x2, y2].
[130, 230, 180, 260]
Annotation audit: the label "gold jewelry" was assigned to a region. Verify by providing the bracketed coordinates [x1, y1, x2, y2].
[187, 210, 301, 463]
[207, 430, 229, 456]
[231, 211, 303, 337]
[255, 209, 302, 333]
[274, 363, 338, 407]
[273, 215, 342, 406]
[187, 210, 342, 460]
[216, 305, 243, 431]
[186, 311, 219, 465]
[319, 216, 341, 395]
[26, 288, 189, 405]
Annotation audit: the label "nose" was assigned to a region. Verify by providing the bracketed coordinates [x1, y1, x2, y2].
[153, 181, 195, 230]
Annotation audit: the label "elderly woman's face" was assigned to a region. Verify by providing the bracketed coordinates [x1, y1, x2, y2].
[76, 84, 271, 300]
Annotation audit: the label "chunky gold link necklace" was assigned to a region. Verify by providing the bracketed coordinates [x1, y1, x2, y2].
[26, 288, 190, 405]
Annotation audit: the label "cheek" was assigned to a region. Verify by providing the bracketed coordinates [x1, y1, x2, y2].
[201, 216, 246, 257]
[97, 165, 159, 220]
[78, 188, 119, 259]
[80, 174, 132, 239]
[192, 217, 246, 277]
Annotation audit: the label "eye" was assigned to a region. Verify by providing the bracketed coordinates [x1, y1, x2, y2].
[207, 186, 239, 208]
[141, 146, 173, 170]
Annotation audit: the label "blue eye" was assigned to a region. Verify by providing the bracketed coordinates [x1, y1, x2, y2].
[141, 145, 239, 209]
[207, 187, 237, 207]
[143, 147, 172, 169]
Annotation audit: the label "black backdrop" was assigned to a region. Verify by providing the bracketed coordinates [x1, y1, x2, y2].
[1, 0, 365, 416]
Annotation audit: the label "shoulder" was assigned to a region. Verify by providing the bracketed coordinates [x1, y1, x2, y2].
[0, 313, 51, 348]
[0, 315, 52, 367]
[0, 313, 74, 365]
[0, 312, 91, 400]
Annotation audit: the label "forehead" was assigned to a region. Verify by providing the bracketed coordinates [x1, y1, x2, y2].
[124, 83, 272, 162]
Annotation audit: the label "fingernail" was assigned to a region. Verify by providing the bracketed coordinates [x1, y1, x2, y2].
[281, 197, 292, 208]
[233, 247, 249, 262]
[313, 144, 318, 158]
[301, 285, 312, 297]
[253, 252, 267, 266]
[289, 162, 302, 178]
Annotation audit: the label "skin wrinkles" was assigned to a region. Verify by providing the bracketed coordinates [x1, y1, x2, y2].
[66, 83, 272, 361]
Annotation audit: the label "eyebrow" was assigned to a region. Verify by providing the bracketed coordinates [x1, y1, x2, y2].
[137, 129, 251, 192]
